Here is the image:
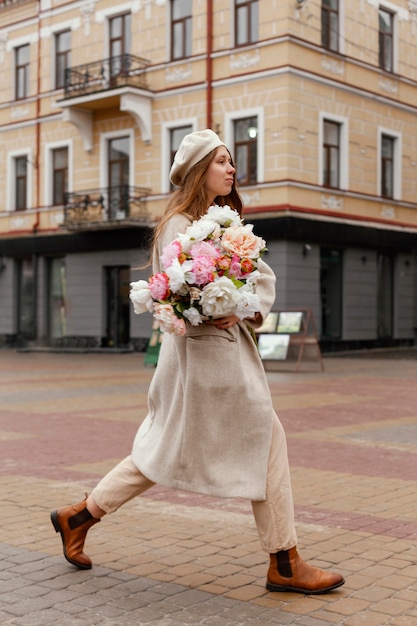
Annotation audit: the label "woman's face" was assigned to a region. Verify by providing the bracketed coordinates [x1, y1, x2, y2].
[205, 146, 236, 203]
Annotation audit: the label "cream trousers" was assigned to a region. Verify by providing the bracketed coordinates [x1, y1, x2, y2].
[91, 416, 297, 554]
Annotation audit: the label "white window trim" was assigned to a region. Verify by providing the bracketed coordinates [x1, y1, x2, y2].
[337, 0, 345, 55]
[224, 107, 265, 184]
[47, 26, 73, 92]
[44, 140, 73, 207]
[318, 112, 349, 190]
[6, 149, 33, 212]
[377, 127, 402, 200]
[378, 4, 398, 73]
[99, 129, 135, 189]
[160, 118, 197, 194]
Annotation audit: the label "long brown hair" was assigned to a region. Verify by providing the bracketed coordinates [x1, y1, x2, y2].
[151, 147, 243, 257]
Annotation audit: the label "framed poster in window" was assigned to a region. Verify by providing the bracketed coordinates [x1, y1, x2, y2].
[277, 312, 303, 334]
[257, 312, 279, 333]
[258, 333, 290, 361]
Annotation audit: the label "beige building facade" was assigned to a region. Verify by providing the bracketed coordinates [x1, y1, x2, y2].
[0, 0, 416, 350]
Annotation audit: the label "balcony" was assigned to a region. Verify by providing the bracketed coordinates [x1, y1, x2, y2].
[63, 185, 151, 231]
[58, 54, 153, 149]
[63, 54, 149, 99]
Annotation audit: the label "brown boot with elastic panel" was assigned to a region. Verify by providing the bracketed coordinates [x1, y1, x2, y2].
[266, 547, 345, 595]
[51, 498, 100, 569]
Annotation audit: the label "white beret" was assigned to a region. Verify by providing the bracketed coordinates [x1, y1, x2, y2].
[169, 129, 226, 186]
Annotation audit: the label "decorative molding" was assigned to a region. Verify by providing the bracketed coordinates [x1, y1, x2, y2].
[0, 30, 7, 64]
[379, 76, 398, 94]
[367, 0, 409, 20]
[230, 49, 260, 70]
[62, 108, 93, 152]
[10, 106, 29, 119]
[80, 1, 95, 36]
[165, 65, 192, 83]
[321, 195, 344, 210]
[321, 56, 345, 76]
[381, 205, 396, 219]
[240, 191, 261, 206]
[120, 92, 153, 143]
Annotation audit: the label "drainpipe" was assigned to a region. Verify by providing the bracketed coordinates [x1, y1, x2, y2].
[33, 3, 41, 233]
[206, 0, 213, 129]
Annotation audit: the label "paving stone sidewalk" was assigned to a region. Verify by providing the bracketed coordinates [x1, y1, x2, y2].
[1, 348, 417, 625]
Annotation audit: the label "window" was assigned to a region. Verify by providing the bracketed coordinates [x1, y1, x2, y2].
[379, 8, 393, 71]
[109, 13, 131, 78]
[235, 0, 258, 47]
[381, 134, 394, 198]
[55, 31, 71, 90]
[234, 117, 258, 185]
[321, 0, 339, 52]
[322, 120, 340, 188]
[15, 44, 30, 100]
[378, 129, 401, 200]
[170, 125, 192, 188]
[171, 0, 192, 60]
[15, 156, 28, 210]
[52, 147, 68, 205]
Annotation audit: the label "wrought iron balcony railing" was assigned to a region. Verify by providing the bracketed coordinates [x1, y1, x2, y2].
[63, 186, 150, 228]
[63, 54, 150, 99]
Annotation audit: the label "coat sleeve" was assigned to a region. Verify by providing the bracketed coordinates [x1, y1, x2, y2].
[249, 258, 276, 330]
[152, 214, 192, 274]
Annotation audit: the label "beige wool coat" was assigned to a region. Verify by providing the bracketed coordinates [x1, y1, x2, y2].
[132, 213, 278, 501]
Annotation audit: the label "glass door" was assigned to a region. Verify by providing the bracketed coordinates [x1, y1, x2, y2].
[48, 257, 67, 343]
[320, 248, 342, 339]
[108, 136, 130, 220]
[17, 257, 36, 340]
[103, 266, 130, 347]
[377, 253, 393, 339]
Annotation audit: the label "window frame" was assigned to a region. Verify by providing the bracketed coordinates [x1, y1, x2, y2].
[54, 30, 71, 90]
[7, 150, 32, 212]
[234, 0, 259, 48]
[318, 113, 349, 190]
[321, 0, 340, 52]
[161, 119, 197, 193]
[170, 0, 192, 61]
[224, 108, 264, 185]
[15, 43, 30, 100]
[378, 129, 401, 200]
[378, 7, 394, 72]
[44, 140, 73, 208]
[99, 129, 135, 190]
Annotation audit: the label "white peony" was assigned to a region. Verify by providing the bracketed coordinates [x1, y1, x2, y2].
[165, 258, 195, 294]
[183, 306, 204, 326]
[153, 303, 186, 335]
[203, 204, 242, 227]
[199, 275, 239, 318]
[129, 280, 153, 314]
[234, 284, 261, 320]
[177, 219, 219, 252]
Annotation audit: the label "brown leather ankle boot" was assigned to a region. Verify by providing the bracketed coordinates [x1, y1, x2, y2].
[51, 498, 100, 569]
[266, 547, 345, 595]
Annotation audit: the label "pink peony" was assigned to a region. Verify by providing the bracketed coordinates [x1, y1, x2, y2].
[191, 255, 217, 286]
[190, 240, 220, 260]
[149, 272, 170, 300]
[160, 240, 182, 269]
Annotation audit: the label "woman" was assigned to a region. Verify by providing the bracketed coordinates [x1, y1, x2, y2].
[51, 129, 345, 595]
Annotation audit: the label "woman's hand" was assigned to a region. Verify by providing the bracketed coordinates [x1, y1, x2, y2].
[206, 315, 240, 330]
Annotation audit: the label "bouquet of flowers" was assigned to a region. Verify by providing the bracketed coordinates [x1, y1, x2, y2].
[129, 204, 267, 336]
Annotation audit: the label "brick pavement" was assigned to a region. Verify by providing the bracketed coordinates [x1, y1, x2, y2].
[1, 348, 417, 625]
